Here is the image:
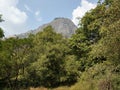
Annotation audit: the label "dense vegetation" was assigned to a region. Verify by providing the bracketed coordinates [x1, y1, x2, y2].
[0, 0, 120, 90]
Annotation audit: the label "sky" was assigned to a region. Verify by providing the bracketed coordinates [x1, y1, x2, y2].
[0, 0, 98, 37]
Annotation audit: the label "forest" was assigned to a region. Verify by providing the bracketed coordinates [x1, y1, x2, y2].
[0, 0, 120, 90]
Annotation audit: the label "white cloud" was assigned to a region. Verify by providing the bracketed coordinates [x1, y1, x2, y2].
[24, 4, 32, 12]
[35, 11, 40, 16]
[0, 0, 28, 36]
[72, 0, 96, 26]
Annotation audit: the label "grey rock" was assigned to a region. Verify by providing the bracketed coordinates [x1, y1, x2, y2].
[17, 17, 77, 38]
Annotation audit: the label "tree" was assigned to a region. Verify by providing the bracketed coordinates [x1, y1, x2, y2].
[26, 26, 69, 87]
[69, 1, 120, 89]
[0, 15, 4, 38]
[0, 37, 33, 89]
[68, 2, 109, 71]
[90, 0, 120, 65]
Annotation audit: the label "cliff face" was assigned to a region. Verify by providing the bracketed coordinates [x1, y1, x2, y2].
[18, 18, 77, 38]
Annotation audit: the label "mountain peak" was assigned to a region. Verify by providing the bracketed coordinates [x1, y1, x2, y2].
[18, 17, 77, 38]
[54, 17, 70, 20]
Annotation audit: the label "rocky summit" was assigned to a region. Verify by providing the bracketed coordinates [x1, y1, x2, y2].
[18, 17, 77, 38]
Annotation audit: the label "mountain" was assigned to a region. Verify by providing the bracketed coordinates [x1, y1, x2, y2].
[17, 17, 77, 38]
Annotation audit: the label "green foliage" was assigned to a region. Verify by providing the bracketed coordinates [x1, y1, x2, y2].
[90, 0, 120, 65]
[69, 28, 89, 58]
[69, 0, 120, 89]
[70, 61, 120, 90]
[62, 55, 80, 84]
[0, 37, 33, 89]
[0, 15, 4, 38]
[0, 28, 4, 38]
[0, 0, 120, 89]
[69, 28, 90, 72]
[26, 26, 75, 87]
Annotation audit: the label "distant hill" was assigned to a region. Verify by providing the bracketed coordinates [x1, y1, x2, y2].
[17, 17, 77, 38]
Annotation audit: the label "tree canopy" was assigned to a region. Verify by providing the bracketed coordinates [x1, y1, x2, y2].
[0, 15, 4, 38]
[0, 0, 120, 89]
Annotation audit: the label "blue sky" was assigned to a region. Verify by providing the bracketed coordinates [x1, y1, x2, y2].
[0, 0, 98, 37]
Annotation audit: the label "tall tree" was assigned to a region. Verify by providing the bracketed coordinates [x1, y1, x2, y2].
[27, 26, 69, 87]
[0, 37, 33, 89]
[90, 0, 120, 65]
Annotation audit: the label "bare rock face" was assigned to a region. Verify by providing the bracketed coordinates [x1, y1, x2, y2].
[18, 17, 77, 38]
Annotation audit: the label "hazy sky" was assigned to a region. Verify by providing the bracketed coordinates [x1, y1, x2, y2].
[0, 0, 98, 36]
